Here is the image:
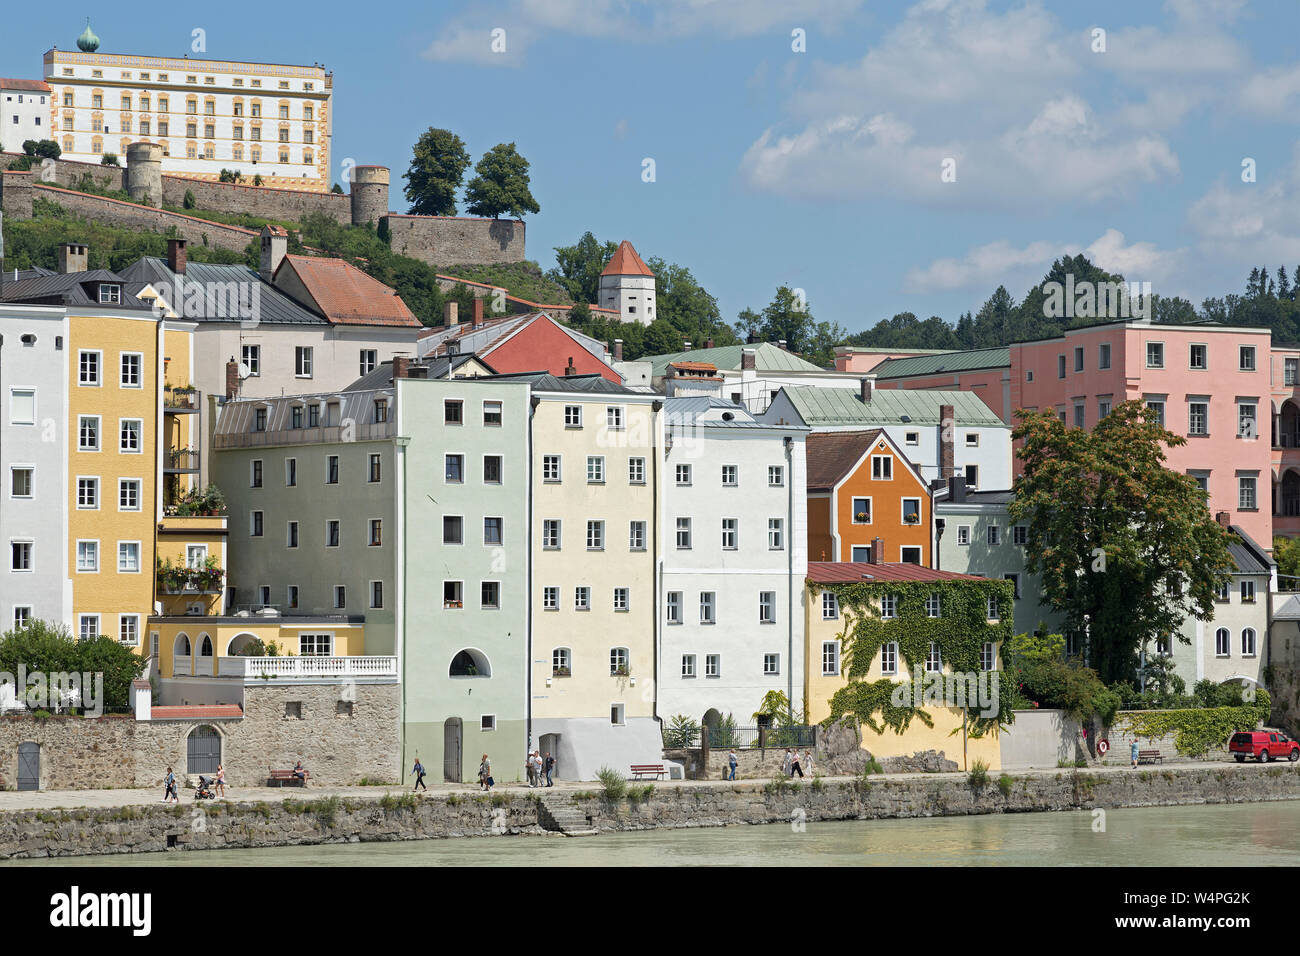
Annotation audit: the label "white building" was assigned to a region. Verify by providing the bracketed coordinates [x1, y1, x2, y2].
[1, 303, 71, 631]
[598, 241, 656, 325]
[1, 79, 52, 151]
[44, 31, 332, 191]
[644, 343, 864, 413]
[658, 397, 809, 730]
[762, 380, 1013, 491]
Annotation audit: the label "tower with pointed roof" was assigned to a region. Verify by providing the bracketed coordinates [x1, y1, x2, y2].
[598, 240, 656, 326]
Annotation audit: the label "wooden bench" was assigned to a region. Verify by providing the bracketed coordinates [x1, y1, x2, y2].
[630, 764, 666, 780]
[1137, 750, 1163, 765]
[268, 768, 311, 787]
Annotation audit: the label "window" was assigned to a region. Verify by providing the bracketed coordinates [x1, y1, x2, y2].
[957, 525, 970, 545]
[1004, 574, 1021, 599]
[575, 587, 591, 611]
[78, 415, 100, 451]
[444, 400, 463, 424]
[822, 642, 840, 677]
[120, 353, 142, 388]
[1287, 358, 1299, 386]
[373, 399, 389, 425]
[1057, 354, 1066, 379]
[611, 703, 626, 725]
[586, 520, 604, 550]
[250, 511, 264, 536]
[987, 597, 1000, 621]
[1239, 474, 1258, 510]
[759, 591, 776, 624]
[606, 406, 624, 430]
[926, 643, 942, 673]
[1238, 402, 1257, 439]
[666, 591, 682, 624]
[926, 593, 941, 618]
[1098, 398, 1112, 419]
[369, 455, 382, 483]
[1013, 525, 1028, 546]
[287, 521, 299, 548]
[1145, 398, 1165, 426]
[307, 406, 319, 427]
[285, 458, 297, 486]
[564, 405, 582, 428]
[480, 581, 499, 609]
[965, 433, 980, 447]
[629, 521, 646, 551]
[483, 456, 502, 484]
[326, 455, 339, 484]
[987, 525, 1001, 546]
[1240, 345, 1256, 371]
[905, 431, 919, 446]
[871, 455, 892, 480]
[1073, 403, 1085, 429]
[1240, 580, 1256, 603]
[479, 517, 504, 546]
[97, 284, 121, 305]
[1073, 346, 1084, 372]
[1215, 628, 1230, 657]
[77, 540, 99, 572]
[9, 389, 35, 425]
[113, 477, 138, 512]
[822, 591, 839, 620]
[77, 478, 98, 509]
[1188, 401, 1208, 436]
[981, 642, 995, 671]
[483, 401, 503, 426]
[675, 463, 692, 486]
[1242, 628, 1257, 657]
[851, 545, 871, 562]
[370, 580, 386, 609]
[79, 616, 100, 641]
[295, 346, 313, 377]
[254, 407, 268, 432]
[11, 541, 32, 571]
[613, 588, 629, 612]
[552, 648, 571, 675]
[768, 465, 784, 487]
[700, 592, 716, 624]
[722, 464, 738, 486]
[369, 519, 383, 547]
[1190, 344, 1207, 370]
[721, 518, 738, 550]
[768, 518, 784, 550]
[900, 546, 923, 565]
[443, 581, 463, 609]
[681, 654, 696, 678]
[705, 654, 721, 678]
[628, 457, 645, 484]
[543, 455, 561, 482]
[543, 587, 559, 611]
[852, 497, 871, 523]
[1146, 342, 1164, 368]
[250, 459, 263, 488]
[541, 519, 560, 549]
[445, 454, 464, 483]
[326, 520, 340, 547]
[78, 349, 101, 387]
[1097, 343, 1111, 369]
[964, 464, 979, 490]
[676, 518, 692, 550]
[763, 653, 780, 676]
[881, 594, 897, 619]
[880, 642, 897, 676]
[902, 499, 921, 526]
[586, 456, 605, 483]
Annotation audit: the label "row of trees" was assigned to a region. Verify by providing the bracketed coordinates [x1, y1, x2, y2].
[403, 128, 539, 220]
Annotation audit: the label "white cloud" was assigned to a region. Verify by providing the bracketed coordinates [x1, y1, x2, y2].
[1186, 151, 1300, 263]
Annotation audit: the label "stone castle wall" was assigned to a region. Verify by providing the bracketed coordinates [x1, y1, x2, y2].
[386, 215, 525, 267]
[159, 176, 351, 224]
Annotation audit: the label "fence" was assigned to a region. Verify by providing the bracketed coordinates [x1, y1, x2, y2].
[706, 725, 816, 749]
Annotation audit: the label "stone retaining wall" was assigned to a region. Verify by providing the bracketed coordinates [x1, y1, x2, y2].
[386, 215, 525, 267]
[1, 764, 1296, 858]
[159, 176, 349, 224]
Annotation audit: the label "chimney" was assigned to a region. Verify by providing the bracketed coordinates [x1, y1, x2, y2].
[871, 537, 884, 564]
[1216, 511, 1231, 528]
[58, 242, 88, 274]
[741, 348, 757, 371]
[777, 339, 787, 351]
[167, 238, 188, 275]
[259, 226, 287, 282]
[392, 355, 411, 381]
[225, 357, 240, 400]
[565, 356, 577, 376]
[859, 375, 875, 403]
[747, 331, 760, 345]
[472, 297, 484, 328]
[940, 404, 955, 478]
[444, 301, 458, 327]
[613, 338, 624, 362]
[947, 475, 967, 503]
[683, 340, 692, 351]
[705, 338, 714, 350]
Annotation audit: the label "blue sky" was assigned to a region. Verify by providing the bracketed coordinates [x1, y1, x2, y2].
[6, 1, 1300, 334]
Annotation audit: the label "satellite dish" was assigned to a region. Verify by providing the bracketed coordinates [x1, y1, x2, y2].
[238, 362, 252, 379]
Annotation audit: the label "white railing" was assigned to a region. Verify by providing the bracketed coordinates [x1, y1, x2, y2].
[234, 655, 398, 681]
[171, 655, 192, 676]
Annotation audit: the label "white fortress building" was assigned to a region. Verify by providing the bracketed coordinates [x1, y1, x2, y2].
[42, 21, 332, 191]
[599, 240, 656, 325]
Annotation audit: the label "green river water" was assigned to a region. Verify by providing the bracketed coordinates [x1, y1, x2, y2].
[13, 800, 1300, 866]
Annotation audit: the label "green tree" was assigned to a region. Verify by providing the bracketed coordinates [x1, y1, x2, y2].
[547, 232, 617, 304]
[463, 143, 540, 219]
[1275, 536, 1300, 590]
[403, 127, 471, 216]
[736, 285, 846, 366]
[0, 620, 145, 711]
[1009, 401, 1235, 685]
[100, 152, 119, 167]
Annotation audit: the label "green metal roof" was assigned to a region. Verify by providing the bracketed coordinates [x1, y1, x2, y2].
[781, 385, 1006, 428]
[644, 342, 825, 377]
[873, 346, 1011, 379]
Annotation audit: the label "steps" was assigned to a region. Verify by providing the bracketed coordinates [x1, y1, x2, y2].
[538, 795, 599, 837]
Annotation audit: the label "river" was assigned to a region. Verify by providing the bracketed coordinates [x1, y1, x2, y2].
[12, 800, 1300, 866]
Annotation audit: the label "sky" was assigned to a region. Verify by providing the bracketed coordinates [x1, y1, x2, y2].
[6, 1, 1300, 335]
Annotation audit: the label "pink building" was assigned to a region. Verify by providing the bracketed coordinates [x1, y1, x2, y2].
[876, 321, 1276, 548]
[833, 346, 962, 375]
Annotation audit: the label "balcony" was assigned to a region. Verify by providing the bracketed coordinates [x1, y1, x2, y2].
[226, 655, 398, 682]
[213, 420, 396, 450]
[164, 387, 200, 413]
[166, 448, 200, 474]
[157, 557, 224, 596]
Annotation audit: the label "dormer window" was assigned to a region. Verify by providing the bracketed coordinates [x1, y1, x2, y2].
[97, 283, 121, 304]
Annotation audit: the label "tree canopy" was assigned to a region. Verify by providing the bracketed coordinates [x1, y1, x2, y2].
[734, 285, 847, 367]
[1008, 401, 1235, 685]
[464, 143, 540, 219]
[403, 127, 471, 216]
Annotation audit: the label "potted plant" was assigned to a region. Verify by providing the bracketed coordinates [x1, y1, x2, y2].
[553, 666, 571, 677]
[855, 511, 869, 522]
[904, 512, 920, 524]
[612, 665, 630, 677]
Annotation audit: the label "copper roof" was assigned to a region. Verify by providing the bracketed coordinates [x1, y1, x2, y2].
[279, 255, 421, 328]
[600, 240, 654, 277]
[805, 429, 884, 492]
[807, 562, 986, 583]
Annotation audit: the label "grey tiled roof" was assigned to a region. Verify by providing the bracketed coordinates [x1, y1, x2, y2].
[121, 257, 328, 326]
[486, 371, 640, 395]
[343, 353, 496, 391]
[1, 268, 152, 309]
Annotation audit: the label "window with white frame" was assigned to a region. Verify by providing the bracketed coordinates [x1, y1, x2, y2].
[722, 465, 738, 487]
[79, 350, 100, 385]
[542, 586, 559, 611]
[12, 467, 33, 498]
[118, 614, 140, 645]
[1240, 580, 1256, 603]
[613, 587, 629, 612]
[764, 653, 780, 676]
[1242, 628, 1257, 657]
[675, 463, 691, 486]
[681, 654, 696, 678]
[1146, 342, 1164, 368]
[881, 594, 897, 619]
[871, 455, 892, 480]
[120, 353, 142, 387]
[987, 596, 1000, 620]
[586, 520, 604, 550]
[926, 593, 941, 618]
[628, 457, 645, 484]
[478, 581, 496, 609]
[77, 478, 98, 509]
[78, 615, 99, 641]
[822, 591, 839, 620]
[564, 405, 582, 427]
[78, 415, 99, 451]
[852, 497, 871, 523]
[118, 541, 140, 573]
[11, 541, 32, 571]
[610, 647, 629, 675]
[768, 518, 784, 550]
[1012, 525, 1028, 546]
[880, 642, 897, 676]
[118, 419, 141, 453]
[543, 455, 561, 482]
[574, 587, 591, 611]
[768, 465, 784, 487]
[606, 406, 624, 430]
[1215, 628, 1230, 657]
[676, 518, 692, 549]
[295, 346, 313, 377]
[822, 641, 840, 676]
[666, 591, 682, 624]
[587, 456, 604, 483]
[611, 703, 625, 725]
[1238, 402, 1257, 439]
[926, 642, 942, 673]
[981, 642, 995, 671]
[552, 648, 571, 675]
[541, 519, 560, 550]
[699, 591, 716, 624]
[705, 654, 720, 678]
[1238, 474, 1258, 510]
[987, 525, 1001, 546]
[629, 520, 646, 551]
[300, 633, 333, 656]
[957, 525, 970, 545]
[759, 591, 776, 623]
[483, 401, 503, 427]
[1240, 345, 1256, 371]
[76, 540, 98, 572]
[721, 518, 738, 550]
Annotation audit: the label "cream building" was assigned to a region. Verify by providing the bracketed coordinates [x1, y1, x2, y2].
[44, 26, 331, 191]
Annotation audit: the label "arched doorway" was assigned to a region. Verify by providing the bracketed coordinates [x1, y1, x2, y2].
[225, 632, 260, 656]
[702, 708, 722, 748]
[1281, 400, 1300, 448]
[173, 633, 192, 677]
[539, 733, 561, 782]
[449, 649, 491, 678]
[17, 742, 39, 791]
[443, 717, 463, 782]
[186, 725, 221, 775]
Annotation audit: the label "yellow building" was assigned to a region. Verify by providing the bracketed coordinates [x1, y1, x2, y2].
[805, 561, 1013, 770]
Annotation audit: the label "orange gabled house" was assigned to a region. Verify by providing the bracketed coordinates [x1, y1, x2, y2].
[806, 429, 933, 566]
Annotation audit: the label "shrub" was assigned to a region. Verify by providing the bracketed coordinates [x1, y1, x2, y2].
[968, 758, 989, 789]
[596, 765, 626, 800]
[183, 189, 197, 209]
[810, 776, 825, 792]
[863, 757, 884, 776]
[100, 153, 119, 167]
[662, 714, 701, 748]
[997, 774, 1014, 797]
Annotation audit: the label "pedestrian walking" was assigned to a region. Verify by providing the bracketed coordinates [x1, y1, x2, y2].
[803, 749, 814, 777]
[791, 750, 804, 778]
[727, 749, 738, 781]
[479, 754, 493, 791]
[163, 766, 178, 803]
[545, 752, 555, 787]
[782, 748, 793, 777]
[411, 757, 427, 792]
[1130, 740, 1140, 769]
[215, 763, 226, 798]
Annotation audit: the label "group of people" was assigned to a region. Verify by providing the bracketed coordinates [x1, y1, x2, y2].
[526, 751, 555, 788]
[722, 748, 814, 780]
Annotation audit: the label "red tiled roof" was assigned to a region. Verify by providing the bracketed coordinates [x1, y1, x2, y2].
[807, 562, 986, 583]
[150, 705, 243, 720]
[669, 361, 719, 372]
[805, 430, 883, 491]
[0, 79, 51, 93]
[280, 255, 421, 328]
[600, 240, 654, 277]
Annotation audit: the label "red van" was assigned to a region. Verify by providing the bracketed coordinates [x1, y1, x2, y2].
[1229, 730, 1300, 763]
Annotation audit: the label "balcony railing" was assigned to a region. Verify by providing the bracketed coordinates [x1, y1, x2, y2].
[213, 421, 395, 450]
[165, 449, 200, 473]
[164, 388, 200, 412]
[232, 656, 398, 681]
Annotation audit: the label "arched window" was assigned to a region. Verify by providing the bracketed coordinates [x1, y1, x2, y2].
[1215, 628, 1231, 657]
[174, 633, 191, 656]
[449, 649, 490, 678]
[552, 648, 571, 677]
[199, 634, 213, 657]
[1242, 628, 1257, 657]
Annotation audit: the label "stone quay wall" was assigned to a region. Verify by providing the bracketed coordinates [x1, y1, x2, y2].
[2, 764, 1297, 859]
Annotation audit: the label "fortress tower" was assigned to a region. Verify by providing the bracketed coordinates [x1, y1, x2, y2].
[350, 165, 390, 227]
[598, 240, 656, 326]
[125, 142, 163, 208]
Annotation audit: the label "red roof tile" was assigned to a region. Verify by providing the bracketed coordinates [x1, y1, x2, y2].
[280, 255, 421, 328]
[807, 562, 986, 583]
[150, 704, 243, 720]
[600, 240, 654, 277]
[0, 79, 52, 93]
[805, 430, 884, 491]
